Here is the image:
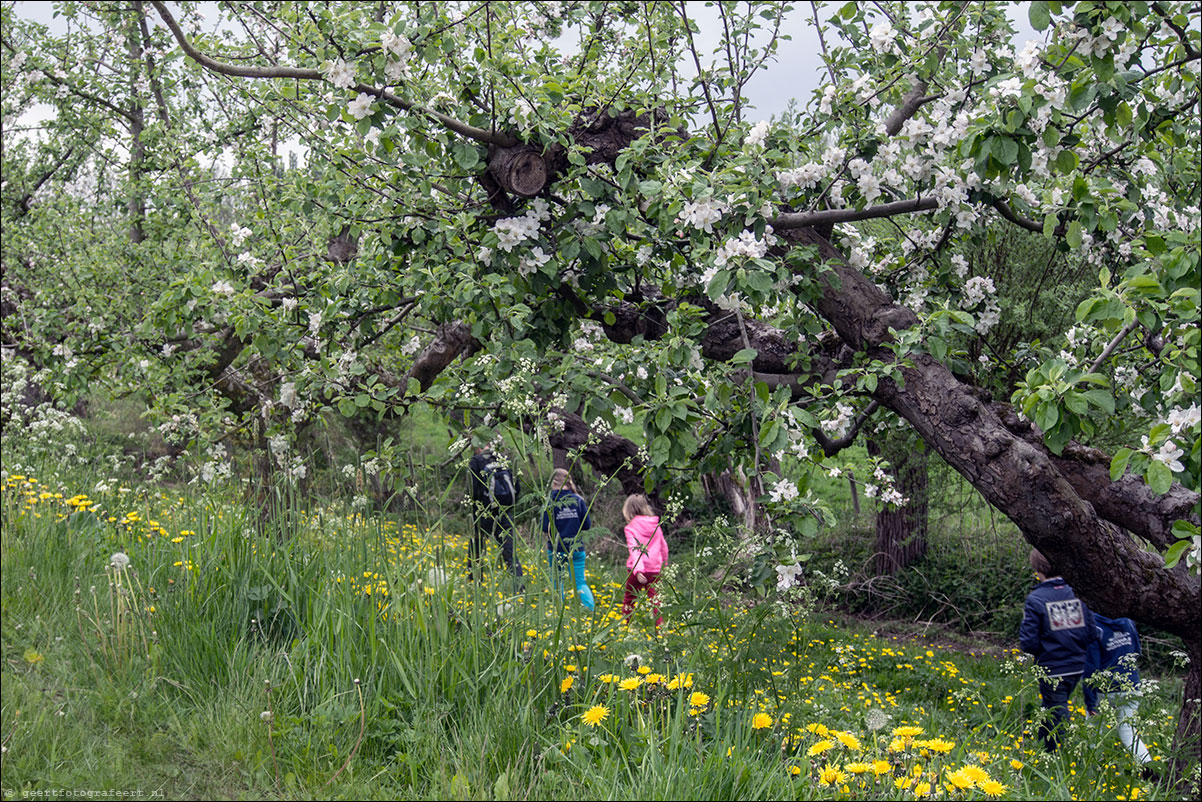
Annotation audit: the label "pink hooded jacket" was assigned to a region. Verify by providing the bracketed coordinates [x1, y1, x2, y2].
[624, 515, 668, 574]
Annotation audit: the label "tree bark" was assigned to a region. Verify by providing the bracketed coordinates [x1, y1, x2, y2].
[125, 5, 146, 245]
[544, 409, 648, 498]
[866, 432, 929, 576]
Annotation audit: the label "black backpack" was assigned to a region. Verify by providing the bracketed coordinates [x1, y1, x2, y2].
[481, 458, 517, 506]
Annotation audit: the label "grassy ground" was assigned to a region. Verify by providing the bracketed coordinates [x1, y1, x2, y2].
[1, 465, 1191, 800]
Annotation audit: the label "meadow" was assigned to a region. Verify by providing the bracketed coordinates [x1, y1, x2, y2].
[0, 448, 1189, 800]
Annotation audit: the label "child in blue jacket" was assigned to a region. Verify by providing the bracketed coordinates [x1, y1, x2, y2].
[541, 469, 595, 611]
[1084, 614, 1152, 767]
[1020, 549, 1098, 752]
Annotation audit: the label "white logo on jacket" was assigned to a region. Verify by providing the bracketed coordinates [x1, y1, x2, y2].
[1046, 599, 1085, 630]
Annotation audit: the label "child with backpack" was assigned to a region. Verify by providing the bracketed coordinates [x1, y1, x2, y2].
[541, 469, 595, 611]
[467, 440, 524, 590]
[1019, 548, 1098, 752]
[621, 494, 668, 627]
[1083, 614, 1153, 770]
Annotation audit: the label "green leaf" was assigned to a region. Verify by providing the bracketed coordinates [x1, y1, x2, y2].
[1066, 220, 1083, 249]
[638, 180, 662, 196]
[746, 270, 775, 293]
[1164, 539, 1191, 569]
[1029, 1, 1051, 30]
[1109, 448, 1132, 481]
[1082, 389, 1115, 414]
[1043, 213, 1059, 238]
[996, 137, 1019, 166]
[759, 420, 780, 450]
[1055, 149, 1079, 174]
[1035, 400, 1059, 432]
[706, 270, 731, 303]
[731, 348, 758, 365]
[649, 435, 671, 465]
[1146, 459, 1172, 494]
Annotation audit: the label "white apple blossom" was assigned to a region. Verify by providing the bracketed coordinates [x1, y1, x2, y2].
[868, 21, 897, 53]
[776, 562, 804, 592]
[348, 93, 374, 120]
[745, 120, 770, 148]
[322, 59, 355, 90]
[1154, 440, 1186, 473]
[769, 477, 799, 504]
[279, 382, 298, 409]
[385, 60, 407, 83]
[494, 215, 541, 251]
[382, 31, 411, 59]
[1167, 404, 1201, 434]
[678, 198, 728, 233]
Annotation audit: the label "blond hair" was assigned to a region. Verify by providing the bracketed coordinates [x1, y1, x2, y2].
[550, 468, 577, 493]
[622, 494, 654, 521]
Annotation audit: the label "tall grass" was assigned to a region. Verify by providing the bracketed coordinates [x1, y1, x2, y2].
[1, 406, 1194, 799]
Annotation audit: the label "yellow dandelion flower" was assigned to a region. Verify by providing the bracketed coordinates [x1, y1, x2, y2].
[581, 705, 609, 726]
[619, 677, 642, 691]
[808, 740, 835, 757]
[845, 762, 873, 775]
[947, 769, 975, 790]
[690, 691, 711, 708]
[637, 666, 651, 675]
[1010, 759, 1024, 770]
[560, 676, 574, 694]
[960, 765, 991, 785]
[834, 731, 862, 751]
[788, 765, 802, 776]
[806, 723, 831, 737]
[818, 765, 847, 786]
[598, 673, 617, 684]
[526, 629, 538, 638]
[979, 779, 1007, 796]
[752, 712, 773, 730]
[873, 760, 892, 776]
[920, 738, 955, 754]
[892, 725, 924, 737]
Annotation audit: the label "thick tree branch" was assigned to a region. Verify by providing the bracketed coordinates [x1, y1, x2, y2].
[991, 198, 1046, 233]
[149, 1, 516, 147]
[770, 197, 938, 229]
[812, 400, 881, 456]
[780, 225, 1199, 641]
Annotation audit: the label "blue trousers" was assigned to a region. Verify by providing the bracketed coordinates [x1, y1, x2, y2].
[1037, 674, 1081, 752]
[547, 548, 594, 611]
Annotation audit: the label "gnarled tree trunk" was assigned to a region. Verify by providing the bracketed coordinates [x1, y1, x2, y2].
[866, 429, 929, 576]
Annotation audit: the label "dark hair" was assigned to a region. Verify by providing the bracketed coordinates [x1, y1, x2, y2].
[1029, 548, 1054, 576]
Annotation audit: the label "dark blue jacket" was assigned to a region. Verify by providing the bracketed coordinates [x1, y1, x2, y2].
[1019, 577, 1098, 677]
[542, 489, 591, 552]
[1083, 615, 1141, 712]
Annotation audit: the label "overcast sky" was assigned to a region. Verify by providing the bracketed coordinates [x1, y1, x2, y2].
[12, 2, 1039, 116]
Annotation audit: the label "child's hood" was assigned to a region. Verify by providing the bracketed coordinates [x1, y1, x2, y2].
[627, 515, 661, 540]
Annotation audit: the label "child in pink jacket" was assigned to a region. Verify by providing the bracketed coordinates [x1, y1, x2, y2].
[622, 494, 668, 627]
